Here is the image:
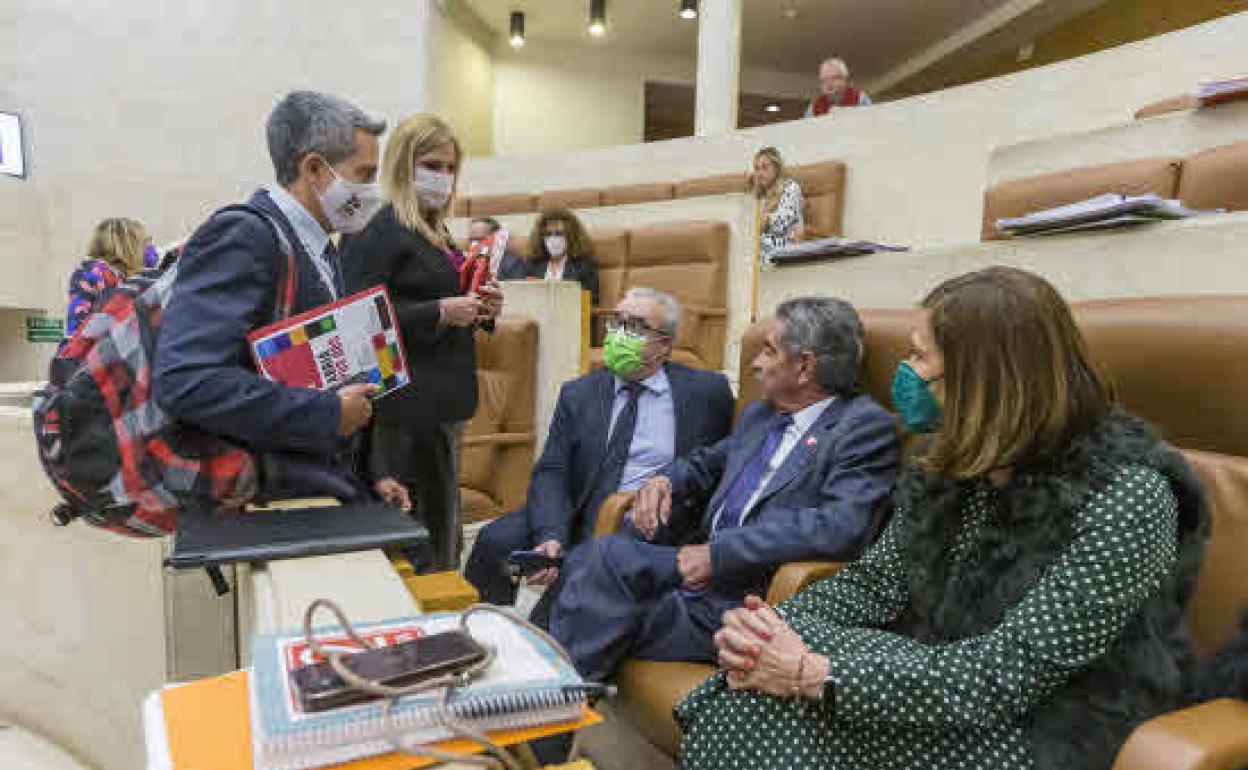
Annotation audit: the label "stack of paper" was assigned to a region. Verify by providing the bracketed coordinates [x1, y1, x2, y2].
[1196, 77, 1248, 107]
[249, 612, 588, 770]
[995, 194, 1197, 238]
[768, 237, 909, 266]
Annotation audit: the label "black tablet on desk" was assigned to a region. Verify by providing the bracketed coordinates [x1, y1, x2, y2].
[166, 502, 428, 570]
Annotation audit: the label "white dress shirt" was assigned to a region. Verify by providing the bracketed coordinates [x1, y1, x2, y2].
[266, 185, 339, 298]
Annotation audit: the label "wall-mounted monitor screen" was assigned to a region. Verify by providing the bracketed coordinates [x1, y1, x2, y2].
[0, 112, 27, 178]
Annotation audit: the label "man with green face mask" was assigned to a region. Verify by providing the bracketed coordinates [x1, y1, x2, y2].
[464, 288, 736, 623]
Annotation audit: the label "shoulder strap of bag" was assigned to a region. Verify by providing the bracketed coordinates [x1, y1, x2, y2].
[214, 203, 299, 321]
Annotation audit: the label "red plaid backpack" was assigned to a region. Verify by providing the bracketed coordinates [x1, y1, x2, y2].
[32, 205, 298, 537]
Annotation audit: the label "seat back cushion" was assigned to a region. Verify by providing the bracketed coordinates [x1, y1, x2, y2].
[1178, 139, 1248, 213]
[626, 221, 728, 351]
[981, 157, 1183, 240]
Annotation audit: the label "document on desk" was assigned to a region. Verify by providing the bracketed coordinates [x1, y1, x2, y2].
[248, 285, 410, 398]
[250, 612, 586, 770]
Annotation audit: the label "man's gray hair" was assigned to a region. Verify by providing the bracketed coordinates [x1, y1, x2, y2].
[625, 287, 682, 337]
[775, 296, 863, 396]
[266, 91, 386, 186]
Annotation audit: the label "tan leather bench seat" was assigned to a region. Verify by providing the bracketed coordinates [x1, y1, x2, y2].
[982, 157, 1183, 240]
[458, 318, 538, 523]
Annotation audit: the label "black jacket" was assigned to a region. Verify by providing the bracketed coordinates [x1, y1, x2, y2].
[342, 205, 477, 428]
[499, 254, 600, 307]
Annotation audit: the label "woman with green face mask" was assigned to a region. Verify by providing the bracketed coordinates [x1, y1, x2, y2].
[678, 267, 1209, 770]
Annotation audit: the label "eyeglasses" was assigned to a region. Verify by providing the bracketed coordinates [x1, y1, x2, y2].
[605, 312, 669, 339]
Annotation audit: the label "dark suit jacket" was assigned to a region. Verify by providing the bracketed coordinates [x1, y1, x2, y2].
[526, 363, 735, 547]
[152, 189, 364, 501]
[666, 396, 899, 596]
[341, 204, 478, 429]
[499, 255, 600, 307]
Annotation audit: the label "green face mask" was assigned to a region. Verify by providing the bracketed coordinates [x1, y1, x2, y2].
[603, 329, 647, 378]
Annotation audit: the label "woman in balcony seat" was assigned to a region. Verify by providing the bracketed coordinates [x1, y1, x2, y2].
[676, 266, 1209, 770]
[503, 208, 600, 308]
[750, 146, 804, 261]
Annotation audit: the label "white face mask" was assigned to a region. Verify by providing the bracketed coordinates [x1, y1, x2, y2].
[317, 167, 383, 234]
[544, 235, 569, 258]
[413, 167, 455, 210]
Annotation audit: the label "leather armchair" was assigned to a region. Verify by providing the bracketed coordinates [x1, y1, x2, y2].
[1112, 699, 1248, 770]
[593, 491, 844, 757]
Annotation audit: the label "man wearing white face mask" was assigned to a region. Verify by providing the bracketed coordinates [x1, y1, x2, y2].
[153, 91, 410, 508]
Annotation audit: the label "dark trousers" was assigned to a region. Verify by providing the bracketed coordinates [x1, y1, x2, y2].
[372, 420, 463, 573]
[548, 531, 737, 682]
[464, 506, 532, 606]
[463, 507, 568, 628]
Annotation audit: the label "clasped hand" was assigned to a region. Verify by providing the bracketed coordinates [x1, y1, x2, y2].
[715, 595, 828, 698]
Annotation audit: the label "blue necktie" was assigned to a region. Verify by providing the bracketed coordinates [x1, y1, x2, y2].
[599, 382, 644, 496]
[714, 413, 793, 533]
[322, 240, 345, 297]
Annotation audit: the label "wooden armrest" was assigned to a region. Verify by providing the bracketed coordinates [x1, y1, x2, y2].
[594, 492, 637, 537]
[1112, 699, 1248, 770]
[686, 305, 728, 320]
[460, 431, 536, 448]
[766, 561, 847, 604]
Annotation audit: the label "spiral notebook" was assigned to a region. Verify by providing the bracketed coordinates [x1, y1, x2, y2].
[250, 612, 586, 770]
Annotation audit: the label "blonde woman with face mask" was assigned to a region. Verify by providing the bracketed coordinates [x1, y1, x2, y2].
[342, 114, 503, 573]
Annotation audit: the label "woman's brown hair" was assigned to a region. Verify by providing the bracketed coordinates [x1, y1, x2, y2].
[87, 218, 146, 275]
[921, 266, 1113, 479]
[528, 208, 596, 265]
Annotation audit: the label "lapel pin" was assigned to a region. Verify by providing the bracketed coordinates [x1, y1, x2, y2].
[805, 436, 818, 447]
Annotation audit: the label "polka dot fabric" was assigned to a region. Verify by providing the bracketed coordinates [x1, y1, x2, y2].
[676, 465, 1179, 770]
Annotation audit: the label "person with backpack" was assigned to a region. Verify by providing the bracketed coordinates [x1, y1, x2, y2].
[151, 91, 406, 509]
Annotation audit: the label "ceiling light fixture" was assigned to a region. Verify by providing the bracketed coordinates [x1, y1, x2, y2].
[509, 11, 526, 48]
[588, 0, 607, 37]
[679, 0, 698, 20]
[764, 103, 781, 113]
[780, 1, 800, 20]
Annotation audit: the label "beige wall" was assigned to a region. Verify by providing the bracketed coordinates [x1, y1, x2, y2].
[759, 212, 1248, 314]
[0, 0, 439, 380]
[490, 43, 811, 157]
[432, 4, 496, 158]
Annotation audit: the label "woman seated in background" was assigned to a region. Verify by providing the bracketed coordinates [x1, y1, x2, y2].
[65, 217, 147, 337]
[750, 147, 804, 261]
[676, 266, 1209, 770]
[501, 208, 599, 307]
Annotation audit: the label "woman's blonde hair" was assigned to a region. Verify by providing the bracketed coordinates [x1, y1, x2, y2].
[752, 147, 793, 221]
[920, 266, 1113, 479]
[87, 218, 146, 274]
[528, 209, 596, 265]
[381, 113, 462, 250]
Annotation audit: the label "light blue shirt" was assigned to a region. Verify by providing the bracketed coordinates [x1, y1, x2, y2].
[266, 185, 339, 298]
[607, 367, 676, 493]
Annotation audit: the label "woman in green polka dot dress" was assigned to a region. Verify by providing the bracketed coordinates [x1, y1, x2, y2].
[675, 267, 1210, 770]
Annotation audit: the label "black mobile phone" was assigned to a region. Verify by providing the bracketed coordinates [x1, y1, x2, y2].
[506, 549, 564, 578]
[290, 629, 488, 713]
